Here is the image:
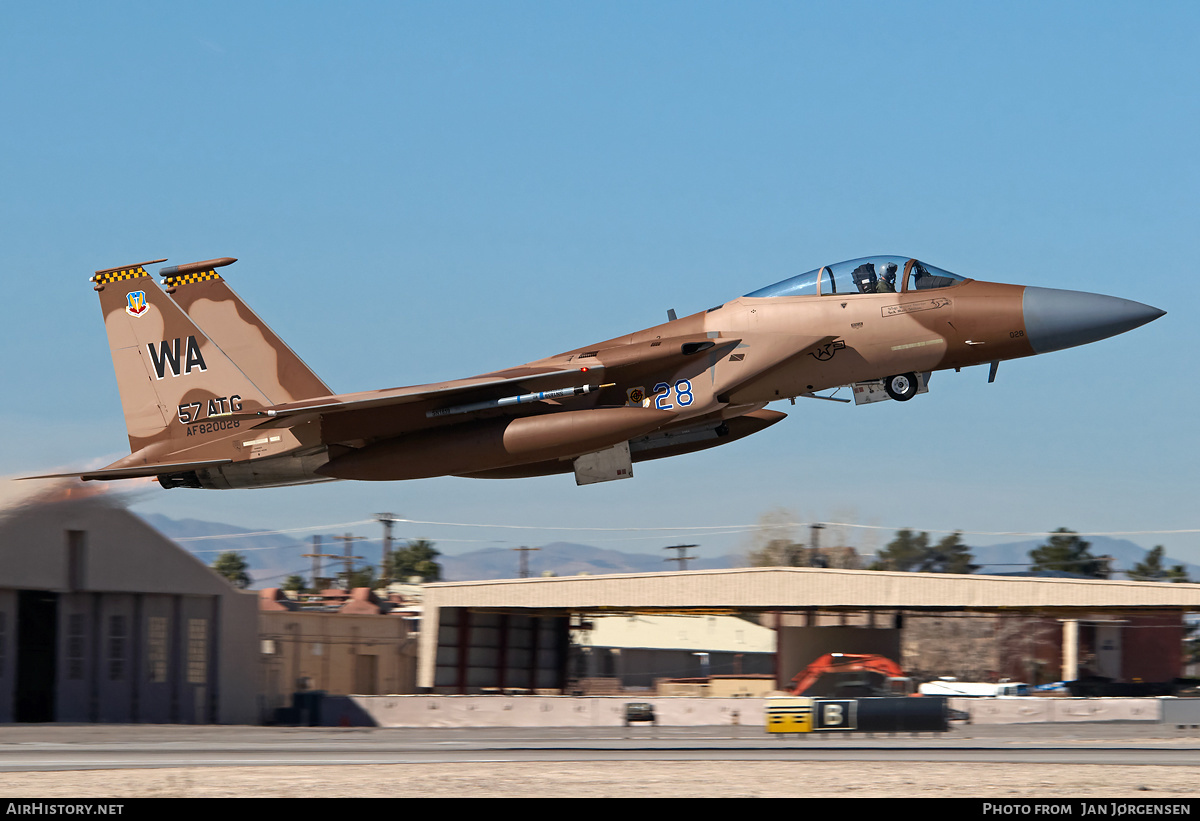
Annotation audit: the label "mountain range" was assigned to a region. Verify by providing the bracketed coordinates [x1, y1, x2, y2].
[139, 512, 1200, 586]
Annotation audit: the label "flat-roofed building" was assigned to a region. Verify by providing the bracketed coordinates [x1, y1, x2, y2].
[419, 567, 1200, 693]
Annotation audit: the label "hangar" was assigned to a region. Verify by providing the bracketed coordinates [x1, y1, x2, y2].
[0, 482, 258, 723]
[418, 567, 1200, 693]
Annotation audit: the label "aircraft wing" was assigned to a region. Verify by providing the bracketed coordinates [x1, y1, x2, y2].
[216, 364, 607, 428]
[219, 335, 743, 430]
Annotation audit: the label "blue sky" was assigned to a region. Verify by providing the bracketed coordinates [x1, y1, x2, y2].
[3, 2, 1197, 568]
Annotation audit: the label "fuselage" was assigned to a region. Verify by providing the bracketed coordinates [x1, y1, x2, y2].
[57, 254, 1164, 490]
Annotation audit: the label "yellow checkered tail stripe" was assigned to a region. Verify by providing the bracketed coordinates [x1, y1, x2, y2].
[162, 269, 221, 287]
[91, 258, 166, 286]
[91, 266, 151, 285]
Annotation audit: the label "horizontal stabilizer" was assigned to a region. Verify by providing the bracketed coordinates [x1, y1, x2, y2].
[21, 458, 234, 482]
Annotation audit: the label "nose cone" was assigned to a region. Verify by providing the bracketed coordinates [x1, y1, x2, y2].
[1023, 286, 1165, 354]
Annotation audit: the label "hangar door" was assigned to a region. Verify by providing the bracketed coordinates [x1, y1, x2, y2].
[434, 608, 568, 694]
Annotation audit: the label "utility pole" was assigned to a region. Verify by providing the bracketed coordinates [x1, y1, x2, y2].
[376, 513, 400, 583]
[302, 535, 341, 591]
[810, 523, 827, 568]
[332, 533, 366, 588]
[513, 546, 540, 578]
[664, 544, 698, 571]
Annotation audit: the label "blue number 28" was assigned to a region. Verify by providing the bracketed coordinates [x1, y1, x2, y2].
[653, 380, 694, 410]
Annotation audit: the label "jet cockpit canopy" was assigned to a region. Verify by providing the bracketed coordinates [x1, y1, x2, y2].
[745, 256, 970, 299]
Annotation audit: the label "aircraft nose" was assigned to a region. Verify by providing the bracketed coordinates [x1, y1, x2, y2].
[1022, 286, 1165, 354]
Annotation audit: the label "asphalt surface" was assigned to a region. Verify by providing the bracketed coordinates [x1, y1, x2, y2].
[0, 722, 1198, 772]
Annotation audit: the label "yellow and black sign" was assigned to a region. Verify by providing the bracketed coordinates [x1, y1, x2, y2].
[765, 697, 813, 733]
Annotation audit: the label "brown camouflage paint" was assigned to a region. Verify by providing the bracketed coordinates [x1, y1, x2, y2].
[163, 261, 333, 404]
[44, 258, 1133, 489]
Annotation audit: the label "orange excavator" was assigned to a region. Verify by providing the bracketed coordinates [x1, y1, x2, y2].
[789, 653, 915, 697]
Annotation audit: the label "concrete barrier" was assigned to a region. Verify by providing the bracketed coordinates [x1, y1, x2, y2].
[953, 696, 1055, 724]
[317, 694, 1183, 728]
[323, 695, 762, 727]
[952, 697, 1161, 724]
[1050, 697, 1160, 722]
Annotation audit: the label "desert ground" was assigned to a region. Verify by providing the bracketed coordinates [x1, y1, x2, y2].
[1, 760, 1198, 798]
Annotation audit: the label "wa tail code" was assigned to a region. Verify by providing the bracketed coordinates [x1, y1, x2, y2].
[147, 336, 207, 379]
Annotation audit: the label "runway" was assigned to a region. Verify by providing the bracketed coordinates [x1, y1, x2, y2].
[0, 724, 1198, 798]
[1, 723, 1198, 772]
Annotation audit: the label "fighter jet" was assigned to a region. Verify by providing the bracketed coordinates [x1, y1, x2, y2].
[28, 255, 1163, 489]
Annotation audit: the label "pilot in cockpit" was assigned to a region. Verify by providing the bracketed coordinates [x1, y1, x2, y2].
[877, 262, 898, 293]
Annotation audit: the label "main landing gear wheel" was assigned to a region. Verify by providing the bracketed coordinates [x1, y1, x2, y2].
[884, 372, 919, 402]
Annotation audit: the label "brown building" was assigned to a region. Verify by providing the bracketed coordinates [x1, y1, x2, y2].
[258, 587, 418, 720]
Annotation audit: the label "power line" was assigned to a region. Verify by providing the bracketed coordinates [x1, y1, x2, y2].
[163, 515, 1200, 544]
[383, 518, 1200, 539]
[173, 520, 374, 541]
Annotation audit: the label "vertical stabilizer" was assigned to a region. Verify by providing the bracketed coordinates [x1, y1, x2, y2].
[162, 258, 333, 403]
[91, 260, 271, 454]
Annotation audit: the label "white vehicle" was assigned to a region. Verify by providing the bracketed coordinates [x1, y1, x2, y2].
[918, 679, 1029, 697]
